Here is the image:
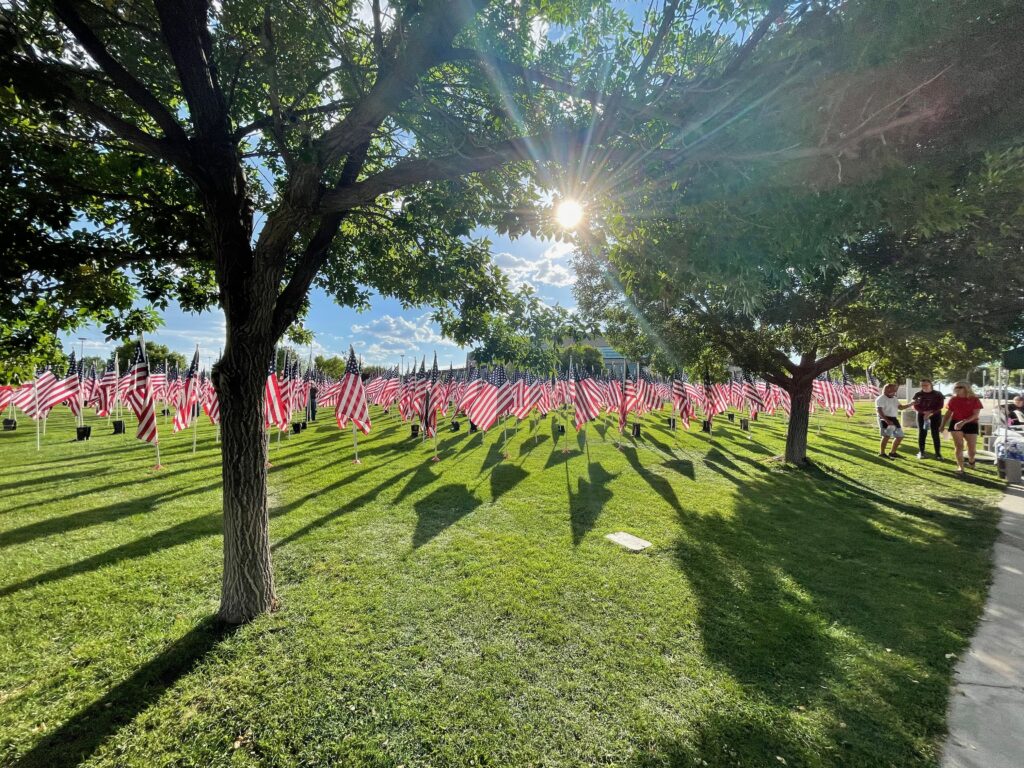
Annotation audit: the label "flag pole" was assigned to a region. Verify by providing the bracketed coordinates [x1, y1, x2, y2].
[351, 423, 360, 464]
[191, 345, 200, 453]
[163, 357, 169, 425]
[34, 374, 40, 451]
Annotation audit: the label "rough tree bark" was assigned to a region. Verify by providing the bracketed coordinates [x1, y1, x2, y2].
[214, 331, 276, 623]
[783, 373, 815, 465]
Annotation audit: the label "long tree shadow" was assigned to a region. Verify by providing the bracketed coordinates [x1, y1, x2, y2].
[272, 463, 423, 550]
[13, 616, 234, 768]
[664, 464, 1002, 765]
[412, 483, 482, 548]
[0, 513, 223, 598]
[0, 481, 222, 550]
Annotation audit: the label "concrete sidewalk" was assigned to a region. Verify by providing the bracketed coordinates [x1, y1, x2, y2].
[942, 485, 1024, 768]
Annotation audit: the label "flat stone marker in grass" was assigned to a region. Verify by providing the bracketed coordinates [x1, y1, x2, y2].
[605, 532, 652, 552]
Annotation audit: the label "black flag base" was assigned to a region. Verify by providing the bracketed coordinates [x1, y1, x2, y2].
[740, 417, 750, 431]
[667, 417, 677, 430]
[557, 424, 566, 435]
[468, 421, 477, 433]
[76, 425, 92, 441]
[300, 421, 308, 431]
[411, 424, 420, 438]
[292, 422, 302, 435]
[451, 421, 460, 431]
[112, 420, 126, 435]
[727, 412, 735, 422]
[631, 423, 641, 438]
[161, 408, 170, 417]
[2, 418, 16, 431]
[702, 420, 712, 433]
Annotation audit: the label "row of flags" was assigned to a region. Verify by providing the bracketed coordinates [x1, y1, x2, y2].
[1, 345, 881, 448]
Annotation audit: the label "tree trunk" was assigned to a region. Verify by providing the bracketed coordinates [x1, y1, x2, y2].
[214, 332, 277, 624]
[784, 374, 814, 465]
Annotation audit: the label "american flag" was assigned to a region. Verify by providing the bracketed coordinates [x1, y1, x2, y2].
[493, 366, 516, 419]
[334, 347, 371, 434]
[703, 372, 728, 420]
[173, 348, 200, 432]
[742, 371, 765, 416]
[96, 354, 118, 416]
[265, 356, 289, 431]
[636, 369, 661, 414]
[618, 369, 635, 433]
[671, 376, 693, 428]
[201, 370, 221, 425]
[459, 366, 484, 415]
[38, 355, 80, 416]
[150, 362, 167, 403]
[839, 367, 857, 417]
[467, 367, 500, 431]
[573, 365, 602, 430]
[812, 372, 842, 413]
[124, 342, 158, 444]
[422, 354, 441, 437]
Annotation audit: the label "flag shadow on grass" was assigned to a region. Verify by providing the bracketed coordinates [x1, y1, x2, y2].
[569, 461, 615, 546]
[13, 616, 235, 768]
[412, 483, 482, 549]
[619, 445, 689, 514]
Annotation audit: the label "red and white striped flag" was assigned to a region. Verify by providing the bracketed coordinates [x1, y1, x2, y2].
[265, 357, 289, 431]
[467, 368, 499, 431]
[335, 347, 371, 434]
[173, 347, 201, 432]
[125, 342, 158, 444]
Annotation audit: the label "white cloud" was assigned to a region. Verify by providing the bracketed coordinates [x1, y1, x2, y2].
[492, 240, 577, 288]
[347, 313, 466, 365]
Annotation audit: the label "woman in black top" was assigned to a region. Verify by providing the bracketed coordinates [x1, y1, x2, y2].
[912, 379, 945, 459]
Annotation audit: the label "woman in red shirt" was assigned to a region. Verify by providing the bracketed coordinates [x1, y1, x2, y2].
[942, 382, 983, 475]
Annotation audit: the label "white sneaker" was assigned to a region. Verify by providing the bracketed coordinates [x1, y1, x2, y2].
[916, 452, 924, 459]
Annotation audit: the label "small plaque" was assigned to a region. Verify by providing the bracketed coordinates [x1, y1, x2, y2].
[605, 532, 652, 552]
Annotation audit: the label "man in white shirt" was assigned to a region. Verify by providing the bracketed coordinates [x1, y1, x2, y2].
[875, 383, 910, 459]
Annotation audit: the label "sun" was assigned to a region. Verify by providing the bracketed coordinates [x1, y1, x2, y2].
[554, 199, 584, 230]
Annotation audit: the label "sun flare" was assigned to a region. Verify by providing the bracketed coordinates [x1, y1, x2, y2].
[554, 199, 584, 230]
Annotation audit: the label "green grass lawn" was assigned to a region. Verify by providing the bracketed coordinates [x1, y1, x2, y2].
[0, 404, 1004, 767]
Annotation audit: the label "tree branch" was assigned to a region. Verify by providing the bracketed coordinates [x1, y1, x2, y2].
[52, 0, 189, 147]
[318, 127, 586, 214]
[314, 0, 490, 167]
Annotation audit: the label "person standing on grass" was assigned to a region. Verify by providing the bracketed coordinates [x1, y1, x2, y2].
[876, 383, 910, 459]
[911, 379, 945, 459]
[942, 381, 983, 476]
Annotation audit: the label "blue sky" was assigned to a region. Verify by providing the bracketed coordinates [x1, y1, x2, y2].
[61, 229, 578, 371]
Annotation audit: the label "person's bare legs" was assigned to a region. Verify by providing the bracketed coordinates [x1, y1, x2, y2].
[951, 431, 965, 472]
[879, 435, 890, 455]
[965, 433, 978, 466]
[890, 435, 903, 455]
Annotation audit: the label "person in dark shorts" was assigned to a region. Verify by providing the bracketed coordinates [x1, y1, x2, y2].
[911, 379, 944, 459]
[942, 382, 983, 475]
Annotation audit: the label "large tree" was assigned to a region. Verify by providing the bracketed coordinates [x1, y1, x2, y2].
[3, 0, 1004, 620]
[575, 145, 1024, 464]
